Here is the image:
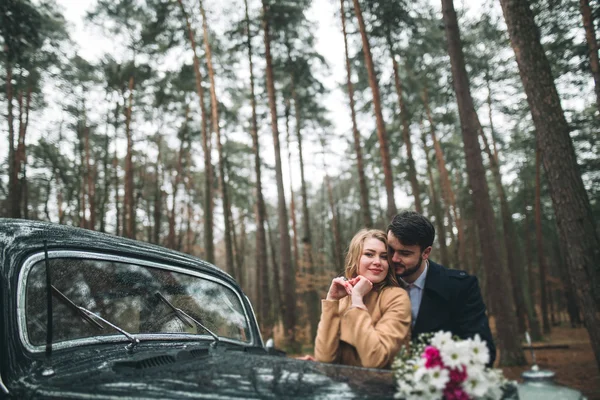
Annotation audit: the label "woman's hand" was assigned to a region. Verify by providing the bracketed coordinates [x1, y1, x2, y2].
[326, 277, 354, 300]
[296, 355, 316, 361]
[350, 275, 373, 310]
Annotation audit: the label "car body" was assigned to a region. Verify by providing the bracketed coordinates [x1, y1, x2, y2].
[0, 219, 398, 399]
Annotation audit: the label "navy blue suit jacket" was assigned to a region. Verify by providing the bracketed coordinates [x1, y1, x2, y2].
[411, 260, 496, 366]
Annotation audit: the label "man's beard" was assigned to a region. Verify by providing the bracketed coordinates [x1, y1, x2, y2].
[396, 255, 423, 278]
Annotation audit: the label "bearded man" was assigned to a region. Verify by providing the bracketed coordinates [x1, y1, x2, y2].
[387, 211, 496, 366]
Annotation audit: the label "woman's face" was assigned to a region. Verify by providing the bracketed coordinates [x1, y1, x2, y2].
[357, 238, 389, 284]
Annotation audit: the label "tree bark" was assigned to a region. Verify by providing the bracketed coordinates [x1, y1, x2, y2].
[339, 0, 371, 227]
[500, 0, 600, 368]
[266, 213, 282, 332]
[263, 0, 296, 347]
[579, 0, 600, 114]
[479, 113, 527, 334]
[324, 169, 344, 273]
[351, 0, 396, 220]
[99, 105, 114, 233]
[177, 0, 214, 263]
[124, 75, 135, 238]
[5, 54, 19, 219]
[199, 0, 234, 275]
[423, 87, 465, 269]
[154, 137, 163, 245]
[244, 0, 269, 329]
[290, 71, 319, 342]
[85, 125, 96, 230]
[535, 143, 551, 335]
[441, 0, 525, 366]
[285, 99, 299, 270]
[168, 109, 188, 249]
[523, 206, 543, 340]
[388, 40, 422, 213]
[113, 148, 120, 236]
[421, 131, 450, 268]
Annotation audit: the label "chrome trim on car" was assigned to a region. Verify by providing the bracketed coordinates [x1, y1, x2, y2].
[0, 373, 8, 394]
[245, 295, 264, 347]
[17, 250, 255, 353]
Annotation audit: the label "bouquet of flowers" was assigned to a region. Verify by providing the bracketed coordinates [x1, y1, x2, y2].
[392, 332, 510, 400]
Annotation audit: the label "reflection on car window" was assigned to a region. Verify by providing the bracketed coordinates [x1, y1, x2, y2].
[25, 258, 250, 346]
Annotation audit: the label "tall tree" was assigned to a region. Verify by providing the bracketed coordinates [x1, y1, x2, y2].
[535, 141, 551, 334]
[422, 87, 464, 269]
[421, 130, 450, 268]
[243, 0, 269, 329]
[262, 0, 296, 347]
[176, 0, 215, 263]
[199, 0, 235, 275]
[339, 0, 371, 227]
[441, 0, 525, 365]
[579, 0, 600, 114]
[499, 0, 600, 370]
[351, 0, 396, 219]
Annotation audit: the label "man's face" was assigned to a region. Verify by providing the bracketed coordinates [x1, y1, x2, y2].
[387, 232, 431, 281]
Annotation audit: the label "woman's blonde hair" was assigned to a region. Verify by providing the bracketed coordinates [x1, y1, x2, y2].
[343, 229, 399, 289]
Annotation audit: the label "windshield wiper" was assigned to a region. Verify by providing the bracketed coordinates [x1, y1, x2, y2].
[51, 285, 140, 351]
[155, 292, 220, 348]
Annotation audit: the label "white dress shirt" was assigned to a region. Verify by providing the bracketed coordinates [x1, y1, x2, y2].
[400, 262, 428, 327]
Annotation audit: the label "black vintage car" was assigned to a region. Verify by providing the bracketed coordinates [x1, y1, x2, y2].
[0, 219, 398, 399]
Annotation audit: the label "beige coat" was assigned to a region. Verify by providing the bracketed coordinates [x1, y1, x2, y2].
[314, 286, 411, 369]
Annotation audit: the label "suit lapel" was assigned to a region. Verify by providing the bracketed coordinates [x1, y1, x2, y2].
[412, 261, 451, 337]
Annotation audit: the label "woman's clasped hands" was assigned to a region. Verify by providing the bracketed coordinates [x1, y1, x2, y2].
[326, 275, 373, 311]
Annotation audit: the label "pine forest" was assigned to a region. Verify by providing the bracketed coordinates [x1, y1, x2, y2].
[1, 0, 599, 379]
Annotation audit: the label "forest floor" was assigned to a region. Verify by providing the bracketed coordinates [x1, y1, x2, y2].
[500, 325, 599, 400]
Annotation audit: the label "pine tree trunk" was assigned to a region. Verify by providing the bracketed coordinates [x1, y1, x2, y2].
[169, 114, 187, 249]
[388, 41, 421, 213]
[500, 0, 600, 369]
[124, 75, 135, 238]
[233, 212, 247, 288]
[441, 0, 525, 366]
[423, 88, 466, 268]
[199, 0, 234, 275]
[290, 77, 319, 343]
[339, 0, 371, 227]
[325, 171, 344, 272]
[523, 207, 543, 340]
[579, 0, 600, 114]
[285, 99, 300, 270]
[421, 132, 450, 268]
[266, 214, 282, 332]
[85, 126, 96, 230]
[535, 144, 551, 335]
[99, 106, 113, 233]
[263, 0, 296, 347]
[479, 124, 527, 334]
[244, 0, 269, 329]
[78, 119, 88, 229]
[5, 55, 19, 219]
[351, 0, 396, 219]
[113, 149, 120, 236]
[178, 0, 214, 263]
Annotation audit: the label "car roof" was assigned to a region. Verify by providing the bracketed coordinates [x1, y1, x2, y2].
[0, 218, 234, 285]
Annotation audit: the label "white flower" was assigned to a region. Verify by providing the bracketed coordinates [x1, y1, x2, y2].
[440, 340, 470, 369]
[468, 334, 490, 366]
[463, 365, 490, 397]
[430, 331, 453, 349]
[425, 366, 450, 390]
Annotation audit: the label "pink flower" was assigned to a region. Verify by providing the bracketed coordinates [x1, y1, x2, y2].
[443, 386, 470, 400]
[423, 346, 444, 368]
[449, 365, 468, 384]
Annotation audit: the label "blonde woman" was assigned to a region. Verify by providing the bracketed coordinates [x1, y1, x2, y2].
[312, 229, 411, 369]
